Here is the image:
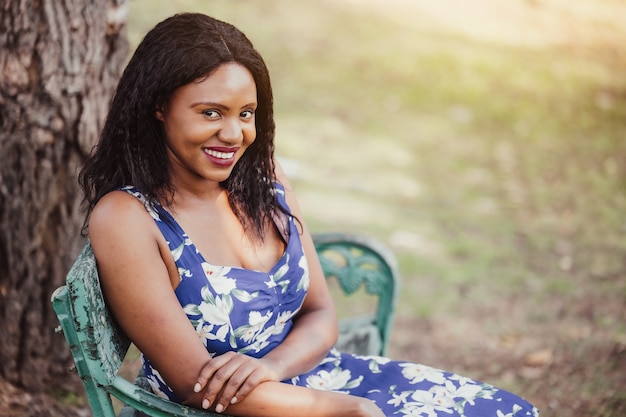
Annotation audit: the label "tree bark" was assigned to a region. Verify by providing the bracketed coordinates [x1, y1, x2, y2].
[0, 0, 128, 390]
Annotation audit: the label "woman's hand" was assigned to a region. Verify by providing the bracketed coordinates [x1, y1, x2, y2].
[355, 398, 386, 417]
[192, 354, 384, 417]
[193, 352, 279, 413]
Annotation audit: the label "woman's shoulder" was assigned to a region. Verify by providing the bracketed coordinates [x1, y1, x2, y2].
[90, 189, 155, 234]
[94, 188, 145, 211]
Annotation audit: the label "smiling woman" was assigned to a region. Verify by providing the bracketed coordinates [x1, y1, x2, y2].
[77, 12, 539, 417]
[156, 63, 258, 182]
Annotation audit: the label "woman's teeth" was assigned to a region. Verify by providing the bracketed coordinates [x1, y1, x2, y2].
[205, 149, 235, 159]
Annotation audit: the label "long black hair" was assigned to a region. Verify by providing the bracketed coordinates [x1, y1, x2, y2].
[79, 13, 277, 240]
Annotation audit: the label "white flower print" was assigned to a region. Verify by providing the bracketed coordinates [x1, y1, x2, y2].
[354, 355, 391, 373]
[274, 186, 285, 198]
[368, 360, 383, 374]
[387, 390, 411, 407]
[264, 276, 277, 289]
[183, 285, 236, 347]
[195, 321, 229, 343]
[449, 373, 474, 386]
[277, 280, 291, 293]
[272, 260, 290, 282]
[236, 311, 299, 355]
[201, 263, 235, 294]
[320, 350, 342, 367]
[238, 324, 276, 354]
[236, 310, 273, 343]
[171, 242, 185, 262]
[195, 321, 214, 341]
[497, 405, 528, 417]
[171, 236, 194, 262]
[453, 381, 493, 405]
[197, 293, 233, 325]
[400, 363, 447, 385]
[144, 203, 160, 221]
[273, 310, 295, 332]
[231, 288, 259, 302]
[397, 389, 455, 417]
[239, 310, 295, 352]
[249, 310, 272, 327]
[355, 355, 391, 364]
[297, 255, 310, 291]
[144, 368, 170, 400]
[306, 367, 363, 392]
[430, 381, 484, 407]
[177, 267, 191, 280]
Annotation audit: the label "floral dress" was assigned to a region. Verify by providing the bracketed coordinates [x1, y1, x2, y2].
[123, 184, 538, 417]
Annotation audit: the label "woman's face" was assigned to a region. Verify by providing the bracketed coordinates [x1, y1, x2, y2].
[156, 62, 257, 187]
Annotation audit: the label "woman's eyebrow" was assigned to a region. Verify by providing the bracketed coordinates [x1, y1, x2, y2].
[191, 101, 228, 109]
[190, 101, 257, 110]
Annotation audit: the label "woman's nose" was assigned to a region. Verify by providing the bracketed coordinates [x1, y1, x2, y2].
[218, 117, 243, 143]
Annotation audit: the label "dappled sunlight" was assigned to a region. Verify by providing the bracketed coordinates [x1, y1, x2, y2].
[336, 0, 626, 49]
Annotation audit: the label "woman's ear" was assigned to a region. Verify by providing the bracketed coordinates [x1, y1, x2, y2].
[155, 107, 164, 121]
[155, 100, 166, 121]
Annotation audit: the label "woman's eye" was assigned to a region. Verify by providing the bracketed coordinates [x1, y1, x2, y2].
[202, 109, 220, 118]
[241, 110, 255, 120]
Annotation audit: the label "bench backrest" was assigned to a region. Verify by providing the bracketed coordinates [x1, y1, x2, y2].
[313, 233, 399, 355]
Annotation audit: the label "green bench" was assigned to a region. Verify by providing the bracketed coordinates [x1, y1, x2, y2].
[51, 233, 400, 417]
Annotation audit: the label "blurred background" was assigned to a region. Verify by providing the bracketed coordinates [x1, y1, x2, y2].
[2, 0, 620, 416]
[126, 1, 626, 416]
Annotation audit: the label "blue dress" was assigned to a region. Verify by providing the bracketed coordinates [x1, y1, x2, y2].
[123, 185, 538, 417]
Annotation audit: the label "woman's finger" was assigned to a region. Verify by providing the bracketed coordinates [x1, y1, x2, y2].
[202, 353, 249, 410]
[195, 353, 236, 407]
[214, 358, 263, 411]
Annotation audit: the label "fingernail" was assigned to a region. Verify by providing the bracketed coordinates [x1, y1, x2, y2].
[216, 404, 224, 413]
[231, 396, 238, 404]
[202, 399, 210, 409]
[194, 383, 202, 393]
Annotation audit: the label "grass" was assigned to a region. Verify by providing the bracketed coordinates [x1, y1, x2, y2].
[126, 1, 626, 415]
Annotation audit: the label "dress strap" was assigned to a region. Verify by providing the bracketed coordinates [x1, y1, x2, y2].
[272, 182, 293, 243]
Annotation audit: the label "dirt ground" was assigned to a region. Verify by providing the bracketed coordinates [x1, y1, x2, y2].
[2, 0, 624, 416]
[390, 300, 626, 416]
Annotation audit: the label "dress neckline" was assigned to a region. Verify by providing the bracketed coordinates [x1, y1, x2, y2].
[156, 203, 292, 276]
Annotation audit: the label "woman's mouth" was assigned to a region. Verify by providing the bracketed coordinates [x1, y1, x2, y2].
[203, 147, 239, 167]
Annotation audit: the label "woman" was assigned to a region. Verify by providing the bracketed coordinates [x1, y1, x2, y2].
[79, 13, 538, 417]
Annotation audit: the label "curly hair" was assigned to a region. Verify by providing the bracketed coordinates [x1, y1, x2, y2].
[79, 13, 277, 240]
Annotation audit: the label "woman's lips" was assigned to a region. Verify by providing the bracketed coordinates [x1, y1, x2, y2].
[203, 146, 239, 167]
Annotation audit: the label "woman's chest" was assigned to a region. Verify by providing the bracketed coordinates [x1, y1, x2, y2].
[174, 207, 286, 273]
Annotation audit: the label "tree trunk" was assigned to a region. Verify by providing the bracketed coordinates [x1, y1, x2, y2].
[0, 0, 128, 391]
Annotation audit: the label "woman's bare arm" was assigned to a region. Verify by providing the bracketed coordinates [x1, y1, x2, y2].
[89, 191, 213, 399]
[220, 382, 384, 417]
